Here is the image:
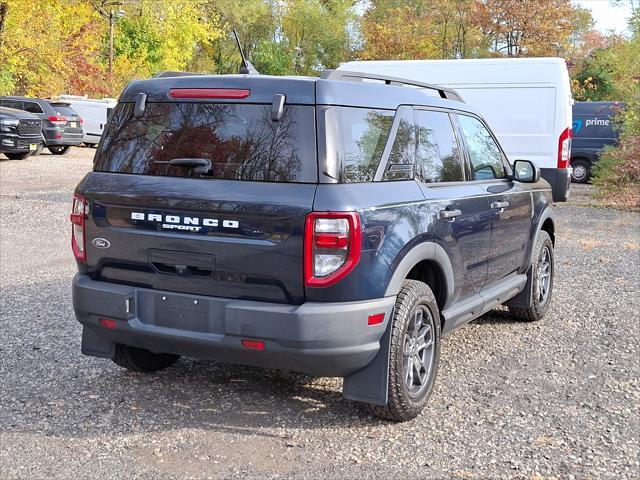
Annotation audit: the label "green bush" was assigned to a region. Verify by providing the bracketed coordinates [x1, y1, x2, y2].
[592, 100, 640, 210]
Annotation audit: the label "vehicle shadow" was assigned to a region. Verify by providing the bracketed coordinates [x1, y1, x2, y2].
[473, 308, 520, 325]
[1, 280, 380, 440]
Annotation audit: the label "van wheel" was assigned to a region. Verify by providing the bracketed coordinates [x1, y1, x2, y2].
[113, 344, 180, 373]
[369, 280, 441, 422]
[571, 159, 590, 183]
[509, 230, 554, 322]
[4, 152, 30, 160]
[47, 145, 71, 155]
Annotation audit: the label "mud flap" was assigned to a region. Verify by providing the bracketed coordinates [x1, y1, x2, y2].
[81, 326, 115, 359]
[504, 265, 533, 309]
[342, 311, 393, 406]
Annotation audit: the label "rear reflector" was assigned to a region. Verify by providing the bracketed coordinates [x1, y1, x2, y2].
[241, 339, 265, 350]
[368, 313, 385, 326]
[99, 318, 117, 329]
[169, 88, 250, 99]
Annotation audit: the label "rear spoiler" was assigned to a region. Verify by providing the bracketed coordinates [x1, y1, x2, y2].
[322, 69, 464, 103]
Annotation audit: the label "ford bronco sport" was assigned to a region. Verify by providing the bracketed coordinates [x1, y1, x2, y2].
[71, 70, 556, 421]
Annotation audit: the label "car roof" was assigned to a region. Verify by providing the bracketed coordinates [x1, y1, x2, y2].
[0, 96, 49, 103]
[119, 73, 478, 114]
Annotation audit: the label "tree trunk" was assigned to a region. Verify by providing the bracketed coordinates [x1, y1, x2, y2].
[0, 2, 8, 51]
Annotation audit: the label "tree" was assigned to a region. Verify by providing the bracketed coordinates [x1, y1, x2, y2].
[0, 0, 107, 96]
[477, 0, 576, 56]
[201, 0, 278, 74]
[112, 0, 220, 89]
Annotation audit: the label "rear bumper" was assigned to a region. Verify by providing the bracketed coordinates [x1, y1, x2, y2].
[73, 274, 396, 377]
[540, 167, 571, 202]
[43, 128, 83, 146]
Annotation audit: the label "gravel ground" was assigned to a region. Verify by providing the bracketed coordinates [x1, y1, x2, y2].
[1, 149, 639, 479]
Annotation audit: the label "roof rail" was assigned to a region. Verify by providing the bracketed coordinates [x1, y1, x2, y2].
[153, 71, 204, 79]
[321, 69, 464, 103]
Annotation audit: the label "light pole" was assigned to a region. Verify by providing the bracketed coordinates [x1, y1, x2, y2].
[108, 8, 126, 76]
[93, 1, 126, 78]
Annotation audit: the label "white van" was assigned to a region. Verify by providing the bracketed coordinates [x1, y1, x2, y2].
[338, 58, 573, 201]
[57, 96, 117, 147]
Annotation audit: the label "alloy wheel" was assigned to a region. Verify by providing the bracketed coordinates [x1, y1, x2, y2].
[403, 306, 436, 398]
[537, 245, 552, 304]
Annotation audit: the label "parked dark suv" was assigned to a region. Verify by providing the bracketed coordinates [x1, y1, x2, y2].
[71, 71, 556, 421]
[0, 97, 83, 155]
[0, 107, 43, 160]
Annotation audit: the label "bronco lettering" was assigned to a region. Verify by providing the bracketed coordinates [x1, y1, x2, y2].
[130, 212, 239, 231]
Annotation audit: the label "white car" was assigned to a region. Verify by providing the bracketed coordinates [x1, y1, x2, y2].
[57, 96, 117, 147]
[339, 57, 573, 201]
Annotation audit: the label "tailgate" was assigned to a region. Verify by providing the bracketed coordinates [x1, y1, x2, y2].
[82, 173, 315, 304]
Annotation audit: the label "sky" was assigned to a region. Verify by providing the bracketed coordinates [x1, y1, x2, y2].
[574, 0, 635, 34]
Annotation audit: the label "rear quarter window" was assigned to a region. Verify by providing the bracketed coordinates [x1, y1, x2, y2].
[321, 106, 394, 183]
[94, 102, 317, 183]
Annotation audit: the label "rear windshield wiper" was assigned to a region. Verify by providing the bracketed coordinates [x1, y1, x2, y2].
[154, 158, 212, 175]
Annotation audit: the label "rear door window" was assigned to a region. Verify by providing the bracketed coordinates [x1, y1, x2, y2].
[94, 102, 317, 183]
[414, 110, 464, 183]
[24, 101, 44, 114]
[456, 114, 506, 180]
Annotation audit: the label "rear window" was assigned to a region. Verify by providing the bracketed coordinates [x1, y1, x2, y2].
[94, 102, 317, 183]
[49, 103, 78, 117]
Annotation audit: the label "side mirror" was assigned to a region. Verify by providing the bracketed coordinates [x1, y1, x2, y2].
[513, 159, 540, 183]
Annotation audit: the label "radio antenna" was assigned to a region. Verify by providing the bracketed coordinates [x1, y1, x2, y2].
[232, 29, 259, 75]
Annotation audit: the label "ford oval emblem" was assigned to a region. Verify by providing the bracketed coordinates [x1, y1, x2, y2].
[92, 238, 111, 249]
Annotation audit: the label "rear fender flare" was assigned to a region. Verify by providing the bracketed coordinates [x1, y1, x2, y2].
[527, 207, 555, 266]
[384, 242, 455, 307]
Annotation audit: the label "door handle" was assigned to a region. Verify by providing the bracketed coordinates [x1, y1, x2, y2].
[439, 209, 462, 220]
[491, 201, 510, 209]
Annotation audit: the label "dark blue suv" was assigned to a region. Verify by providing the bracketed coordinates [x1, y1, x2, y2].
[71, 70, 556, 421]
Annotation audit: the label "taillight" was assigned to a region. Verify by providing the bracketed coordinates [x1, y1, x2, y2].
[168, 88, 251, 99]
[304, 212, 361, 287]
[557, 127, 572, 169]
[70, 194, 87, 262]
[48, 115, 68, 125]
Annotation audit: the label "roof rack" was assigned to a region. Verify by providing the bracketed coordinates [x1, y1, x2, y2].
[321, 69, 464, 103]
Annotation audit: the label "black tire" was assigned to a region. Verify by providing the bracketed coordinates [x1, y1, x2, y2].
[509, 230, 554, 322]
[370, 280, 441, 422]
[113, 344, 180, 373]
[84, 143, 98, 148]
[571, 159, 591, 183]
[4, 152, 30, 160]
[47, 145, 71, 155]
